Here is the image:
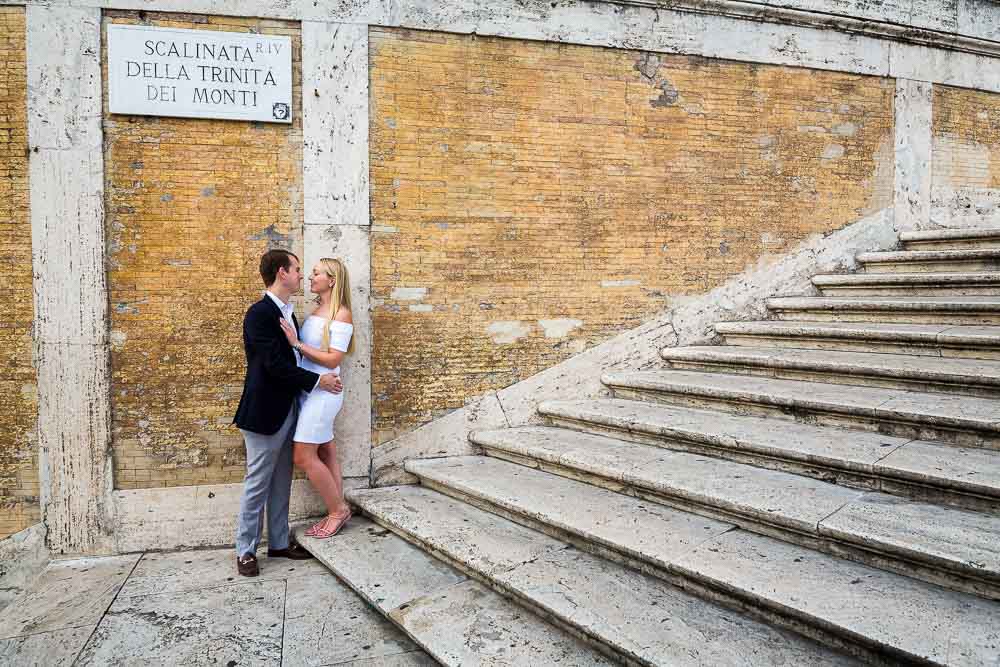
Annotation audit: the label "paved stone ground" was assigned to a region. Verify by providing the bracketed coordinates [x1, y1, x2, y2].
[0, 535, 435, 667]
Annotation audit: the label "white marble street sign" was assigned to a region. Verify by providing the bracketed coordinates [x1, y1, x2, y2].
[107, 24, 293, 123]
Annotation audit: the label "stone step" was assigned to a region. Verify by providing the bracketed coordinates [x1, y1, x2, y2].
[857, 248, 1000, 273]
[601, 369, 1000, 449]
[348, 485, 863, 666]
[714, 320, 1000, 360]
[812, 272, 1000, 296]
[459, 431, 1000, 600]
[534, 398, 1000, 513]
[766, 295, 1000, 324]
[659, 345, 1000, 397]
[293, 516, 612, 666]
[900, 227, 1000, 251]
[397, 458, 1000, 667]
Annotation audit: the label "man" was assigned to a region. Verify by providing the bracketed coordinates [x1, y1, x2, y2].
[233, 248, 343, 577]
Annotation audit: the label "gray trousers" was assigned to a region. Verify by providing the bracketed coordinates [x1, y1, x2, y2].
[235, 405, 296, 556]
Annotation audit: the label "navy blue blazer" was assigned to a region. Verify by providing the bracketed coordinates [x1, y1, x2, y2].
[232, 297, 320, 435]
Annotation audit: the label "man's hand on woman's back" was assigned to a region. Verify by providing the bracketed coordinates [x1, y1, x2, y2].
[318, 373, 343, 394]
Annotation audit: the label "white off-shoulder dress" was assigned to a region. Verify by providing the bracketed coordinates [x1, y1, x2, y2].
[293, 317, 354, 444]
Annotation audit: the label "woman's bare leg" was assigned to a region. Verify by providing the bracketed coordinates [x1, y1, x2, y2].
[317, 441, 348, 517]
[293, 442, 347, 520]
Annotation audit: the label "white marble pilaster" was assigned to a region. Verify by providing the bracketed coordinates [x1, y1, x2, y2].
[302, 21, 369, 228]
[893, 79, 934, 232]
[301, 225, 372, 479]
[301, 22, 372, 480]
[26, 5, 114, 555]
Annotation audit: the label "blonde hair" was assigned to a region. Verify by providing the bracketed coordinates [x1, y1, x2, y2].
[317, 258, 354, 355]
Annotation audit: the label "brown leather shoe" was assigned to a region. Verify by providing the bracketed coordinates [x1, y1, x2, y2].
[267, 542, 314, 560]
[237, 552, 259, 577]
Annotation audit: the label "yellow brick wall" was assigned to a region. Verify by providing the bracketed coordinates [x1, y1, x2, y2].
[369, 29, 894, 444]
[0, 7, 36, 539]
[933, 84, 1000, 190]
[103, 12, 303, 489]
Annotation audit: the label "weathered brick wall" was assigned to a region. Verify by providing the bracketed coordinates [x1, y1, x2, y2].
[0, 7, 36, 539]
[369, 28, 894, 444]
[103, 12, 303, 489]
[933, 85, 1000, 191]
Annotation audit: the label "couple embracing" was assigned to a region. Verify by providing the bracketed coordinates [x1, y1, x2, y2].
[231, 249, 355, 577]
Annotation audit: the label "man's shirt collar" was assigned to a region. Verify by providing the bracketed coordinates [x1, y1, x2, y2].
[265, 291, 293, 317]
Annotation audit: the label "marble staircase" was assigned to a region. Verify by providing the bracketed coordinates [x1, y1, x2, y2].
[301, 227, 1000, 666]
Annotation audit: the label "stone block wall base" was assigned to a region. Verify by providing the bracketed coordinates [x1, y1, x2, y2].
[111, 477, 369, 553]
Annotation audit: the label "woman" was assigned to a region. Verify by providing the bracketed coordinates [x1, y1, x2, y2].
[279, 257, 354, 539]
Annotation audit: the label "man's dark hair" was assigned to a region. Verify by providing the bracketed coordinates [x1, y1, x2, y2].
[259, 249, 299, 287]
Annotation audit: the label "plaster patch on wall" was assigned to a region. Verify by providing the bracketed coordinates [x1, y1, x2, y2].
[539, 318, 584, 338]
[109, 330, 127, 351]
[392, 287, 427, 301]
[866, 135, 896, 216]
[652, 79, 680, 107]
[633, 52, 679, 108]
[249, 224, 293, 250]
[833, 122, 858, 136]
[633, 51, 661, 81]
[821, 144, 845, 161]
[487, 321, 532, 344]
[760, 232, 786, 248]
[601, 279, 641, 288]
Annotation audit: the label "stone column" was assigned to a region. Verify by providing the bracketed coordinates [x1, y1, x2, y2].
[301, 21, 372, 481]
[26, 6, 114, 555]
[894, 78, 933, 231]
